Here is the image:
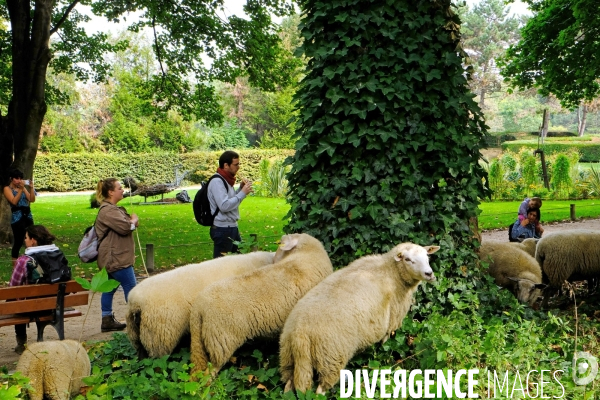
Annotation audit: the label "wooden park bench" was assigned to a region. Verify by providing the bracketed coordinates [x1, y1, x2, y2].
[0, 281, 89, 341]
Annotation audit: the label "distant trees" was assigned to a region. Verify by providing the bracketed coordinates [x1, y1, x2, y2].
[459, 0, 525, 108]
[500, 0, 600, 110]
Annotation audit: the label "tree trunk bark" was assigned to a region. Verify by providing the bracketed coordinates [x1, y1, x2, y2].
[541, 108, 549, 138]
[577, 104, 587, 136]
[1, 0, 53, 240]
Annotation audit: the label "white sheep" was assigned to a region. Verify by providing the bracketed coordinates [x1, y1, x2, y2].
[189, 233, 333, 375]
[535, 230, 600, 307]
[16, 340, 90, 400]
[126, 251, 275, 358]
[479, 241, 545, 306]
[516, 238, 538, 258]
[279, 242, 439, 394]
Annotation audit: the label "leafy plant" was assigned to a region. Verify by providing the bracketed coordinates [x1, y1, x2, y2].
[552, 154, 572, 198]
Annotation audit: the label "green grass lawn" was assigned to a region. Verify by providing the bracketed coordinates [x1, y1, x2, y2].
[478, 199, 600, 229]
[0, 191, 289, 284]
[2, 192, 600, 284]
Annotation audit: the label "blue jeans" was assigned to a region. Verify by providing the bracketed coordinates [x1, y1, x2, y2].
[210, 226, 241, 258]
[101, 266, 137, 317]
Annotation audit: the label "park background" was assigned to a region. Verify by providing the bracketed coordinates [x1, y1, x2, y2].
[1, 0, 600, 398]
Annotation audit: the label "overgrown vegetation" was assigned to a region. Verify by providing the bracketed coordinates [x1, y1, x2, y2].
[485, 149, 599, 200]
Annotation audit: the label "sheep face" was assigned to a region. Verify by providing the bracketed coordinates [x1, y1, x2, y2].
[393, 244, 439, 282]
[508, 277, 546, 306]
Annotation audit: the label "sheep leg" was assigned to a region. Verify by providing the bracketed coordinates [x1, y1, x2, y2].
[284, 379, 295, 393]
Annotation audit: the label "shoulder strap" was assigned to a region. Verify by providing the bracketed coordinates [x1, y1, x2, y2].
[95, 203, 112, 245]
[208, 174, 229, 217]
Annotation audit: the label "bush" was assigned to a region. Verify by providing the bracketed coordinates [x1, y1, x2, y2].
[33, 150, 295, 191]
[502, 140, 600, 162]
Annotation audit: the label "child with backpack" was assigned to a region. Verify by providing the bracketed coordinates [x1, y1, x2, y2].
[9, 224, 71, 354]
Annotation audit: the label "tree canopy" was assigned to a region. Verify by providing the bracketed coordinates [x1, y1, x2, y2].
[0, 0, 294, 241]
[459, 0, 524, 108]
[499, 0, 600, 109]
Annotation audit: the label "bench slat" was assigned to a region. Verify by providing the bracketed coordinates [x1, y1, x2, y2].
[0, 309, 83, 328]
[0, 281, 85, 301]
[0, 292, 89, 314]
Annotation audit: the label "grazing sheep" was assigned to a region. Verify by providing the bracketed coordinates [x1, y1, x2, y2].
[479, 241, 545, 306]
[279, 242, 439, 394]
[126, 251, 275, 358]
[516, 238, 538, 258]
[535, 230, 600, 307]
[16, 340, 90, 400]
[189, 233, 333, 375]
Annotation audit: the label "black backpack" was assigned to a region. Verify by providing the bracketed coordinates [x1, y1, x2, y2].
[193, 174, 228, 226]
[26, 250, 72, 284]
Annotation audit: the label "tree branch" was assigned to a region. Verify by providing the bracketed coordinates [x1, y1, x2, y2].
[50, 0, 80, 35]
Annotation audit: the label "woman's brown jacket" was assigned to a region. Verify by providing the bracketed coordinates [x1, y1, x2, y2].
[95, 201, 135, 273]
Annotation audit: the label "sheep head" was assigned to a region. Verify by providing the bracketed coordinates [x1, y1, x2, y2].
[273, 233, 319, 263]
[507, 277, 547, 306]
[393, 243, 439, 282]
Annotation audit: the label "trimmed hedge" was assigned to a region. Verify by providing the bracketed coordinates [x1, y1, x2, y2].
[501, 140, 600, 162]
[33, 150, 295, 191]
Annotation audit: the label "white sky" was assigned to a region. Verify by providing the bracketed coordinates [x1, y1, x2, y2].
[464, 0, 531, 16]
[80, 0, 531, 34]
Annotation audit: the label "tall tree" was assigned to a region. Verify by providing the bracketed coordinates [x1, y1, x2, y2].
[459, 0, 524, 108]
[499, 0, 600, 109]
[286, 0, 489, 315]
[0, 0, 293, 241]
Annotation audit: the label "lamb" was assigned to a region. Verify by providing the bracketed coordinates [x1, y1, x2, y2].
[535, 230, 600, 307]
[189, 233, 333, 375]
[126, 251, 275, 358]
[16, 340, 90, 400]
[478, 241, 545, 306]
[279, 242, 439, 394]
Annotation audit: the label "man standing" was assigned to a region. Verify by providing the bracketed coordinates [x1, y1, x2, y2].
[208, 151, 253, 258]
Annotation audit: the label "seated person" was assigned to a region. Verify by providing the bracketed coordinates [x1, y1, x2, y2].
[9, 225, 69, 354]
[511, 208, 544, 241]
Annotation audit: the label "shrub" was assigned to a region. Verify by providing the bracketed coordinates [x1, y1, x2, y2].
[33, 150, 295, 191]
[502, 140, 600, 162]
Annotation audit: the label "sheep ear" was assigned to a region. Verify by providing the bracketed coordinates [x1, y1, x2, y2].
[507, 277, 520, 283]
[424, 245, 440, 254]
[534, 283, 548, 290]
[280, 237, 299, 251]
[394, 253, 403, 262]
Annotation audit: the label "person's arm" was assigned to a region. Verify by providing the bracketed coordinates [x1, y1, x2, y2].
[518, 199, 528, 216]
[98, 206, 134, 236]
[512, 220, 532, 239]
[535, 222, 544, 235]
[3, 185, 23, 206]
[210, 178, 248, 213]
[9, 257, 29, 286]
[24, 180, 35, 203]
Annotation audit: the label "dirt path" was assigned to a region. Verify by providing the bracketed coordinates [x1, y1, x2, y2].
[3, 217, 600, 370]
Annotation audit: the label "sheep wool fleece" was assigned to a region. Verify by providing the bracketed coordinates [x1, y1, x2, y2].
[16, 340, 90, 400]
[126, 251, 275, 358]
[278, 242, 439, 394]
[478, 241, 543, 306]
[190, 233, 333, 375]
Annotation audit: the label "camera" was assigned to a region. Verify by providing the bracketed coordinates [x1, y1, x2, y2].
[24, 180, 30, 185]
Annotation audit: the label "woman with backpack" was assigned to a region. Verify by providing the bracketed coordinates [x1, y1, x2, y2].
[94, 178, 139, 332]
[3, 168, 35, 267]
[9, 224, 70, 354]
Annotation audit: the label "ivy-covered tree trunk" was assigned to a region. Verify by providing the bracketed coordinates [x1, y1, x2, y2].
[286, 0, 489, 285]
